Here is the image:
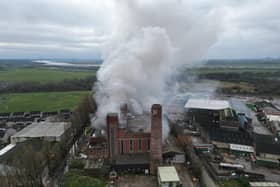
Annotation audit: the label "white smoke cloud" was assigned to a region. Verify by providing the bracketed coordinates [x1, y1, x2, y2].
[94, 0, 222, 136]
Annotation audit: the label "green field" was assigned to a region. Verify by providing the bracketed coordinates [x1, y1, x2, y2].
[0, 68, 94, 83]
[0, 91, 91, 112]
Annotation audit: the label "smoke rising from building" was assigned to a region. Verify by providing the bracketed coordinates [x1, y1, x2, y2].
[93, 0, 221, 137]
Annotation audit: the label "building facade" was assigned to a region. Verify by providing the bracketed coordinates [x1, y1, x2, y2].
[106, 104, 163, 174]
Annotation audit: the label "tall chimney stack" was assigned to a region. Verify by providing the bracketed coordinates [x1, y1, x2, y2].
[107, 113, 119, 161]
[150, 104, 162, 175]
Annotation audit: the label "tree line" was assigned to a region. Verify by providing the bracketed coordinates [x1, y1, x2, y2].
[0, 76, 96, 94]
[199, 72, 280, 96]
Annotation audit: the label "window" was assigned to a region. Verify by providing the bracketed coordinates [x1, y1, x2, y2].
[130, 139, 133, 152]
[138, 139, 142, 151]
[147, 139, 150, 151]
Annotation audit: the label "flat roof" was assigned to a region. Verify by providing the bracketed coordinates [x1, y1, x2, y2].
[158, 166, 180, 182]
[249, 182, 280, 187]
[185, 98, 230, 110]
[11, 122, 69, 139]
[267, 115, 280, 122]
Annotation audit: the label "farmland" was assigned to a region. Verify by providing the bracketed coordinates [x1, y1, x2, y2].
[0, 91, 91, 112]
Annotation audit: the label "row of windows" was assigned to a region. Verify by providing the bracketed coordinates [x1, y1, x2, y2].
[120, 139, 150, 154]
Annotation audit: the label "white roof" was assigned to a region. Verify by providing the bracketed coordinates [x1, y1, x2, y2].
[11, 122, 69, 139]
[267, 115, 280, 122]
[158, 166, 180, 182]
[185, 98, 230, 110]
[230, 144, 254, 153]
[0, 144, 15, 156]
[249, 182, 280, 187]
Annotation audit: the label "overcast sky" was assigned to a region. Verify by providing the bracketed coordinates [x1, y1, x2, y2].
[0, 0, 279, 59]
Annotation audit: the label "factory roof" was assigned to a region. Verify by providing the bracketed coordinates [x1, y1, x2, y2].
[230, 98, 252, 119]
[11, 122, 70, 139]
[267, 115, 280, 122]
[158, 166, 180, 182]
[185, 98, 230, 110]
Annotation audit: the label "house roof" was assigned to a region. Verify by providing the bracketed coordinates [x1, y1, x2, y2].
[158, 166, 180, 182]
[184, 98, 230, 110]
[255, 134, 280, 155]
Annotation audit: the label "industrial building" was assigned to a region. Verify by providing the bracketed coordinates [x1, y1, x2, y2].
[11, 122, 71, 144]
[185, 98, 252, 130]
[254, 134, 280, 167]
[106, 104, 163, 175]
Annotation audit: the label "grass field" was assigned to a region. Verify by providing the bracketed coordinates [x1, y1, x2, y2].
[0, 91, 91, 113]
[0, 68, 95, 83]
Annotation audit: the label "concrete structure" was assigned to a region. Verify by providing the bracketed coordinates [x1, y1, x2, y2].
[11, 122, 70, 144]
[106, 104, 162, 174]
[157, 166, 181, 187]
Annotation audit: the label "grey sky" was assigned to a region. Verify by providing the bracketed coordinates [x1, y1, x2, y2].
[0, 0, 279, 59]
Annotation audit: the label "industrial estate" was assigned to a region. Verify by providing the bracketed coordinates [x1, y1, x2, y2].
[1, 69, 280, 187]
[1, 1, 280, 187]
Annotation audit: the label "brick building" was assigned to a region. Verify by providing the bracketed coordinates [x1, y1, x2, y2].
[106, 104, 163, 174]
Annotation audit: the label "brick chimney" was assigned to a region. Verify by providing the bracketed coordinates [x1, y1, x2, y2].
[107, 113, 119, 161]
[150, 104, 162, 175]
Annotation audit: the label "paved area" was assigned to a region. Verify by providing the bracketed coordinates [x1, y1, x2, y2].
[174, 164, 195, 187]
[202, 168, 218, 187]
[117, 175, 157, 187]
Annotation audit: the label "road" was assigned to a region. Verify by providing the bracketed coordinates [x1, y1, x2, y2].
[202, 167, 217, 187]
[175, 164, 195, 187]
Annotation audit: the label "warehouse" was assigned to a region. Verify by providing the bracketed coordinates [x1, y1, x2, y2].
[11, 122, 71, 144]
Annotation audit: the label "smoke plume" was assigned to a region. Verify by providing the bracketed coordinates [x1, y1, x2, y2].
[94, 0, 221, 136]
